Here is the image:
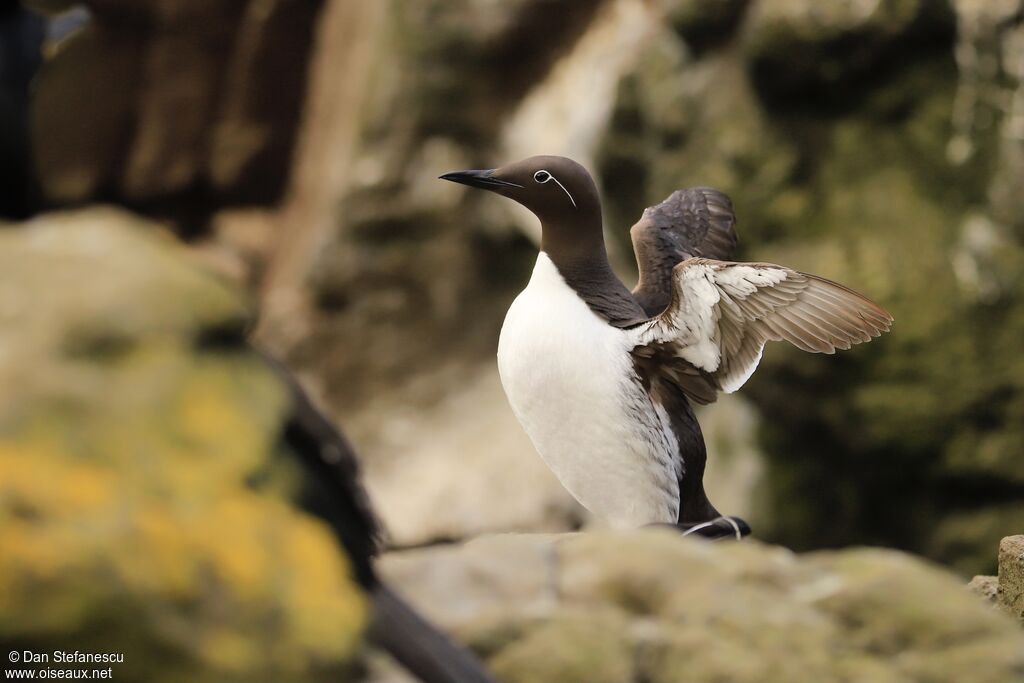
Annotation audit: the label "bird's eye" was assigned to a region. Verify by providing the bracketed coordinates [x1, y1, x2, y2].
[534, 170, 551, 183]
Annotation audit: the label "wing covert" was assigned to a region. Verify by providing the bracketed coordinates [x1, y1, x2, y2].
[632, 258, 892, 404]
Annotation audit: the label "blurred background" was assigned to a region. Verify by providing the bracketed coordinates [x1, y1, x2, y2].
[2, 0, 1024, 677]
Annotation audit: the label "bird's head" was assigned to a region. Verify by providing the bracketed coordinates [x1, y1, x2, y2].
[440, 156, 602, 241]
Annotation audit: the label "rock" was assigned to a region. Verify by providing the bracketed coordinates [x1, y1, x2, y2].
[30, 23, 142, 204]
[351, 369, 587, 547]
[666, 0, 748, 55]
[379, 531, 1024, 683]
[0, 209, 366, 682]
[30, 0, 320, 211]
[598, 30, 803, 249]
[394, 0, 606, 144]
[999, 535, 1024, 622]
[741, 0, 954, 98]
[382, 534, 563, 628]
[969, 534, 1024, 623]
[966, 535, 1024, 624]
[488, 609, 635, 683]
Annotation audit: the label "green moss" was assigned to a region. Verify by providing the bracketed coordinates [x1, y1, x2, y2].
[488, 610, 634, 683]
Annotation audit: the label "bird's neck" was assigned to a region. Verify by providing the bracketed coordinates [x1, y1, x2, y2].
[538, 205, 607, 269]
[539, 213, 647, 327]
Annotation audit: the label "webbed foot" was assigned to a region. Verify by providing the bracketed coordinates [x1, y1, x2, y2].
[677, 516, 751, 541]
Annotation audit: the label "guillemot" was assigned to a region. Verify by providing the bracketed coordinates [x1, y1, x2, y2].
[440, 156, 892, 540]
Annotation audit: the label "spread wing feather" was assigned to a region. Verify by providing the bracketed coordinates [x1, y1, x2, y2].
[633, 258, 893, 403]
[630, 188, 739, 316]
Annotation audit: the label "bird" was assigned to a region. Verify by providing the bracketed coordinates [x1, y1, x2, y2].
[261, 354, 500, 683]
[440, 155, 892, 540]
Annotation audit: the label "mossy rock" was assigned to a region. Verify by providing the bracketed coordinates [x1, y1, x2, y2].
[488, 609, 635, 683]
[741, 0, 954, 99]
[380, 531, 1024, 683]
[0, 209, 366, 682]
[666, 0, 749, 55]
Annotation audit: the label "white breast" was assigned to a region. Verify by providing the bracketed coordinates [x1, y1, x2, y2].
[496, 253, 680, 527]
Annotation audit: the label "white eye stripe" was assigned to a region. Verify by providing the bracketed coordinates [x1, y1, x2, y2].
[533, 168, 576, 208]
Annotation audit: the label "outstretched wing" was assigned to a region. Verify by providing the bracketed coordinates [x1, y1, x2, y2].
[630, 188, 739, 316]
[632, 258, 892, 404]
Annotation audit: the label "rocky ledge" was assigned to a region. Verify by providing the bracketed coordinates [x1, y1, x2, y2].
[379, 531, 1024, 683]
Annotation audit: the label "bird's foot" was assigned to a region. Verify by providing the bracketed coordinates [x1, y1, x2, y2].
[677, 516, 751, 541]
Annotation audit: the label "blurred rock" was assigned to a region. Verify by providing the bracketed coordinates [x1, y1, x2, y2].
[667, 0, 748, 55]
[742, 0, 954, 98]
[29, 0, 320, 211]
[969, 574, 1000, 603]
[0, 209, 366, 681]
[951, 0, 1024, 236]
[378, 531, 1024, 683]
[392, 0, 606, 144]
[351, 368, 587, 547]
[30, 23, 143, 204]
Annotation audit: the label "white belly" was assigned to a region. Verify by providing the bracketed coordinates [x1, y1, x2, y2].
[496, 253, 680, 527]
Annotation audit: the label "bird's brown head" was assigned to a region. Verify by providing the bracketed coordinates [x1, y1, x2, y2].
[440, 155, 604, 258]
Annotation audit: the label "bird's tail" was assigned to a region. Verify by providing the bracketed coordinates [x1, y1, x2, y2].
[368, 583, 500, 683]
